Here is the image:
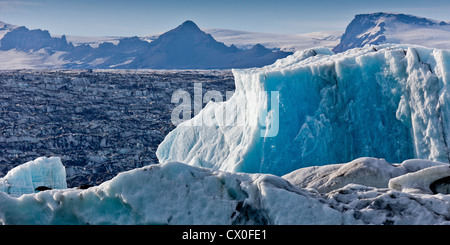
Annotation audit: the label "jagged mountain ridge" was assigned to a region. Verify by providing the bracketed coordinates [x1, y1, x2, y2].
[0, 21, 18, 40]
[126, 20, 290, 69]
[0, 20, 292, 69]
[3, 13, 450, 68]
[1, 26, 73, 52]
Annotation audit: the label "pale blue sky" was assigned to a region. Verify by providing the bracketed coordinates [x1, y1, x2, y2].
[1, 0, 450, 36]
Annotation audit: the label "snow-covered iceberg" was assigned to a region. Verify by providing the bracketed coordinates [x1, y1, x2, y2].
[157, 44, 450, 176]
[0, 157, 67, 197]
[0, 161, 348, 225]
[283, 157, 450, 194]
[389, 165, 450, 194]
[2, 158, 450, 225]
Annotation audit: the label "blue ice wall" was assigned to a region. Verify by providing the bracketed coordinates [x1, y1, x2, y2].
[157, 45, 450, 176]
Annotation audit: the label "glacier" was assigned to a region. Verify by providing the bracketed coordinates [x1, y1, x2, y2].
[4, 44, 450, 225]
[157, 44, 450, 176]
[0, 157, 67, 197]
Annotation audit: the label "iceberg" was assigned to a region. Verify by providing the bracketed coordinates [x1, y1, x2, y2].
[283, 157, 407, 193]
[2, 158, 450, 225]
[283, 157, 450, 194]
[157, 44, 450, 176]
[389, 165, 450, 194]
[0, 161, 348, 225]
[0, 157, 67, 197]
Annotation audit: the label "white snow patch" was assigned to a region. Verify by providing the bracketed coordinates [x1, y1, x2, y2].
[0, 49, 68, 69]
[109, 58, 134, 68]
[385, 22, 450, 50]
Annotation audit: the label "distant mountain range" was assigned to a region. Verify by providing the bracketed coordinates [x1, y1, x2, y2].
[0, 20, 292, 69]
[333, 12, 450, 53]
[143, 28, 342, 52]
[1, 13, 450, 69]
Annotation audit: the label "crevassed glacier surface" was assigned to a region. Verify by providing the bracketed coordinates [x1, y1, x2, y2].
[157, 44, 450, 176]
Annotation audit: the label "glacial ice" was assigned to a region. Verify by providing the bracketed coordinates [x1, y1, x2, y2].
[1, 157, 450, 224]
[282, 157, 406, 193]
[4, 44, 450, 225]
[389, 165, 450, 194]
[157, 44, 450, 176]
[0, 157, 67, 197]
[283, 156, 450, 194]
[0, 161, 347, 225]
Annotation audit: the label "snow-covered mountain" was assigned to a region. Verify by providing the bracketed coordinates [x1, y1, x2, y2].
[0, 20, 292, 69]
[204, 29, 342, 52]
[4, 13, 450, 69]
[333, 12, 450, 52]
[0, 21, 17, 40]
[124, 20, 291, 69]
[0, 26, 73, 52]
[0, 24, 73, 69]
[144, 28, 342, 52]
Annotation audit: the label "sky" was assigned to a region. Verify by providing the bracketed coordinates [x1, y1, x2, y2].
[1, 0, 450, 37]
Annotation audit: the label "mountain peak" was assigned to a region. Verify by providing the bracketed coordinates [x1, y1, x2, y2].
[176, 20, 201, 32]
[333, 12, 450, 53]
[0, 20, 17, 30]
[152, 19, 215, 47]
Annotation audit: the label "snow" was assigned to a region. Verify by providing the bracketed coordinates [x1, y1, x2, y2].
[202, 28, 342, 52]
[334, 13, 450, 53]
[62, 35, 122, 48]
[108, 58, 134, 68]
[385, 22, 450, 51]
[0, 157, 67, 197]
[157, 44, 450, 176]
[0, 49, 67, 69]
[0, 21, 18, 41]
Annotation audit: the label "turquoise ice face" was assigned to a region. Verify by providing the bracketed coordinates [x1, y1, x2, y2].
[157, 44, 450, 176]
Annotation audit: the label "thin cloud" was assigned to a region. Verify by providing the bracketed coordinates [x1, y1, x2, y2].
[0, 0, 43, 12]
